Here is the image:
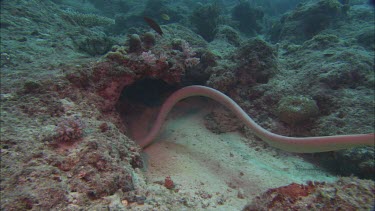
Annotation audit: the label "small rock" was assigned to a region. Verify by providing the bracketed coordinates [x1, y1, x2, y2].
[237, 188, 245, 199]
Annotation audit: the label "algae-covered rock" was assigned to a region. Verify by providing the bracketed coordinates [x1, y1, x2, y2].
[61, 10, 115, 27]
[214, 25, 242, 47]
[75, 34, 115, 56]
[142, 32, 156, 49]
[232, 38, 278, 85]
[244, 177, 375, 211]
[277, 96, 319, 125]
[190, 4, 222, 42]
[128, 34, 142, 52]
[268, 0, 344, 43]
[356, 27, 375, 50]
[303, 34, 340, 49]
[231, 1, 264, 35]
[23, 80, 42, 94]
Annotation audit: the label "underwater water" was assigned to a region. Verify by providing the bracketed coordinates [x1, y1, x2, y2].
[0, 0, 374, 210]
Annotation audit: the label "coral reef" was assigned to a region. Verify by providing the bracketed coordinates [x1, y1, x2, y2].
[75, 34, 115, 56]
[214, 25, 242, 47]
[1, 91, 143, 210]
[142, 0, 173, 23]
[142, 32, 156, 49]
[88, 26, 203, 111]
[88, 0, 129, 17]
[268, 0, 345, 43]
[53, 117, 85, 143]
[232, 1, 264, 35]
[303, 34, 340, 50]
[61, 10, 115, 27]
[207, 37, 277, 93]
[128, 34, 142, 53]
[0, 0, 373, 210]
[356, 27, 375, 50]
[190, 3, 222, 42]
[22, 80, 42, 94]
[277, 95, 319, 125]
[244, 177, 375, 211]
[232, 38, 278, 84]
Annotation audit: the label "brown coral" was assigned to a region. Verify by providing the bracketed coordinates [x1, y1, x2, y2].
[243, 177, 375, 211]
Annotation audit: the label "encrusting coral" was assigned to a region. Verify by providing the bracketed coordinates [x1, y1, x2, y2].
[277, 95, 319, 125]
[243, 177, 374, 210]
[138, 85, 374, 153]
[61, 10, 115, 27]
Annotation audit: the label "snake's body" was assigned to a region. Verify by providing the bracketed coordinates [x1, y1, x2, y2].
[138, 85, 374, 153]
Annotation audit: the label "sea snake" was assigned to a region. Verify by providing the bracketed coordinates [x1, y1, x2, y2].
[138, 85, 374, 153]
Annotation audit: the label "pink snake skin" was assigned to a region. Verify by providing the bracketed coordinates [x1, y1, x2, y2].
[138, 85, 374, 153]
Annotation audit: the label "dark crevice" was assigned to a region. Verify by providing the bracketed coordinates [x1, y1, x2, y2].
[118, 78, 178, 107]
[116, 78, 180, 142]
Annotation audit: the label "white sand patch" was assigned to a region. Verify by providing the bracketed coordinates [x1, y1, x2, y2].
[138, 98, 337, 209]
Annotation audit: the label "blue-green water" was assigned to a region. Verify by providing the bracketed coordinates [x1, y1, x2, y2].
[0, 0, 374, 210]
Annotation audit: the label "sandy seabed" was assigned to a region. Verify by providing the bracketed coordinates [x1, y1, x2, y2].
[136, 98, 336, 209]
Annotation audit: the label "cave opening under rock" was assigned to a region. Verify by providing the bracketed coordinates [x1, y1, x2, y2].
[116, 78, 179, 145]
